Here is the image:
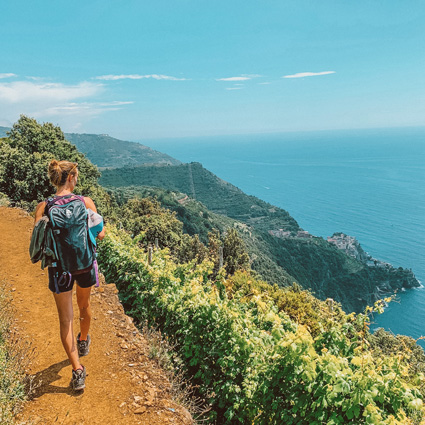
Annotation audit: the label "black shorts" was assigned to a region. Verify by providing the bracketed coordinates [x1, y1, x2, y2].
[48, 265, 97, 294]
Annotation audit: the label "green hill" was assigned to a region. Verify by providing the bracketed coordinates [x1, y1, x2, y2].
[1, 127, 181, 167]
[65, 133, 181, 168]
[108, 185, 297, 286]
[100, 162, 300, 234]
[101, 164, 420, 313]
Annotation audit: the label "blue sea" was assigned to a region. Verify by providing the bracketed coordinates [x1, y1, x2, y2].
[146, 127, 425, 346]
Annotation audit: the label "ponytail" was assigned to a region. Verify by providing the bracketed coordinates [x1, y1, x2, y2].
[48, 160, 78, 188]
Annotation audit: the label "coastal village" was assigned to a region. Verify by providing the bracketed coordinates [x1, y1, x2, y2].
[268, 229, 313, 239]
[326, 233, 398, 269]
[268, 229, 419, 303]
[269, 229, 406, 271]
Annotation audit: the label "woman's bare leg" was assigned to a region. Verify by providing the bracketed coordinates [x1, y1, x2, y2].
[53, 290, 81, 370]
[76, 285, 92, 340]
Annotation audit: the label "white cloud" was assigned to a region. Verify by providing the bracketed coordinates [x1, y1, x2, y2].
[41, 101, 134, 117]
[95, 74, 187, 81]
[283, 71, 335, 79]
[226, 87, 242, 90]
[0, 73, 16, 79]
[216, 76, 251, 81]
[259, 82, 271, 85]
[26, 76, 48, 81]
[0, 81, 103, 103]
[0, 80, 132, 126]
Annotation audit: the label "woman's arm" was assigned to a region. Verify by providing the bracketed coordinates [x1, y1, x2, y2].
[97, 227, 106, 240]
[34, 201, 46, 226]
[84, 197, 106, 240]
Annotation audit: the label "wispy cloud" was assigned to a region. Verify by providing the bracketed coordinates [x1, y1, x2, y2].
[95, 74, 188, 81]
[0, 81, 102, 103]
[217, 74, 262, 82]
[283, 71, 335, 79]
[0, 80, 132, 125]
[0, 73, 17, 79]
[41, 101, 134, 117]
[26, 76, 48, 81]
[216, 76, 251, 81]
[259, 82, 271, 85]
[226, 87, 242, 90]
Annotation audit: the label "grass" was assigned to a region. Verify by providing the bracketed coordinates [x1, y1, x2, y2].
[141, 322, 211, 423]
[0, 280, 32, 424]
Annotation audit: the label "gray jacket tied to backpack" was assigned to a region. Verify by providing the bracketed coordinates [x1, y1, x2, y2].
[29, 215, 57, 269]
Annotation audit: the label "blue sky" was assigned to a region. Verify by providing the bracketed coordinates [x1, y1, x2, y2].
[1, 1, 425, 140]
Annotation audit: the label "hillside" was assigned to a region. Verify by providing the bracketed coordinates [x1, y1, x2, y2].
[101, 162, 300, 234]
[0, 127, 181, 167]
[100, 164, 420, 313]
[65, 133, 181, 168]
[108, 185, 297, 287]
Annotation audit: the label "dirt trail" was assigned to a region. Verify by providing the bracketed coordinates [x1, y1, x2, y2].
[0, 207, 193, 425]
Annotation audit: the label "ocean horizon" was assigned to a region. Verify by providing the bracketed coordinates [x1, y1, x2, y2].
[146, 127, 425, 347]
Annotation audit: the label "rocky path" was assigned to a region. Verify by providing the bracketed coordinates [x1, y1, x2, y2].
[0, 207, 193, 425]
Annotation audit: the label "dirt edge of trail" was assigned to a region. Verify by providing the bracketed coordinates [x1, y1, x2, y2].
[0, 207, 194, 425]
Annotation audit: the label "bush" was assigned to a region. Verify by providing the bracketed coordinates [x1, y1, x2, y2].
[98, 226, 425, 424]
[0, 192, 10, 207]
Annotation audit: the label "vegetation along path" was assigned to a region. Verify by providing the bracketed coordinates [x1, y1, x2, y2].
[0, 207, 193, 425]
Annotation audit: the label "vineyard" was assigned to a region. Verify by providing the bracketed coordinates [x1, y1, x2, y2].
[98, 226, 425, 424]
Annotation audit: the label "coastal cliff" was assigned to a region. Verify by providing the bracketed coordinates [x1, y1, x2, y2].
[328, 232, 420, 296]
[99, 162, 421, 313]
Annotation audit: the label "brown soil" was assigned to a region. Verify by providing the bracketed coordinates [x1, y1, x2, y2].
[0, 207, 194, 425]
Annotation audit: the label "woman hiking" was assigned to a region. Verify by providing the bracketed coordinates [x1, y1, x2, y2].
[33, 159, 105, 391]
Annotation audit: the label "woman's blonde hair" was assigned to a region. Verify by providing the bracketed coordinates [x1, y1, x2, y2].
[48, 160, 78, 188]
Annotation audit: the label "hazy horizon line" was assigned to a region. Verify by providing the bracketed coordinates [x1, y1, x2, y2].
[2, 123, 425, 144]
[132, 124, 425, 143]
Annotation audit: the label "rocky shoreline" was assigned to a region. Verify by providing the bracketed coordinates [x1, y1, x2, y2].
[328, 232, 420, 299]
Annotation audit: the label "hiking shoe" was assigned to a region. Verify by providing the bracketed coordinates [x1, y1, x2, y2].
[71, 366, 86, 391]
[77, 333, 91, 357]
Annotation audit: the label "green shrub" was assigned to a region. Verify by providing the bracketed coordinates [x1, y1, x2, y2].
[0, 192, 10, 207]
[98, 226, 424, 424]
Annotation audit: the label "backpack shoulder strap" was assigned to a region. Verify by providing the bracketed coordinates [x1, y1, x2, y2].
[73, 194, 86, 206]
[44, 197, 55, 215]
[44, 194, 85, 214]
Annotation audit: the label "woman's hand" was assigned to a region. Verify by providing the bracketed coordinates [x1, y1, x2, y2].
[84, 197, 106, 240]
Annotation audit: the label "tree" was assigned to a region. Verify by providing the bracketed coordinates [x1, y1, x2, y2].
[208, 228, 250, 276]
[208, 229, 222, 276]
[0, 115, 110, 213]
[121, 197, 184, 251]
[223, 228, 250, 275]
[178, 234, 208, 264]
